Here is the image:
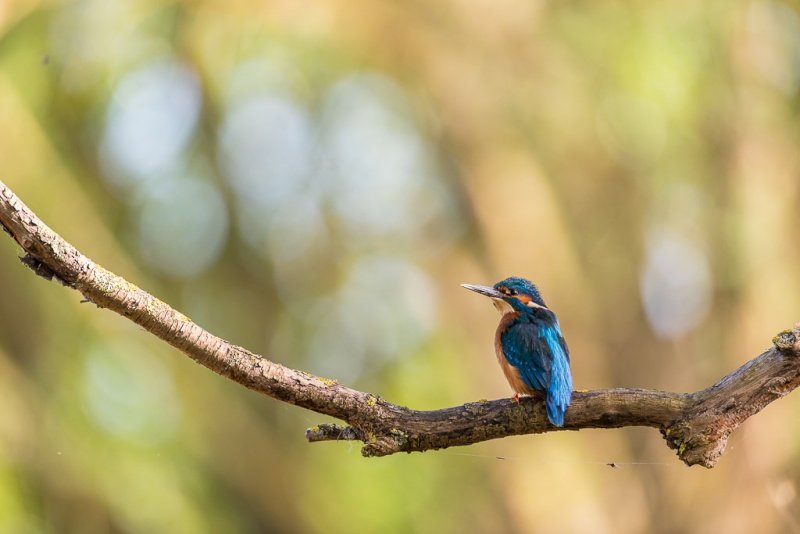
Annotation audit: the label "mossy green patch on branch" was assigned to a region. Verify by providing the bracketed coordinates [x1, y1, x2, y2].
[773, 330, 797, 353]
[389, 428, 409, 448]
[93, 267, 138, 294]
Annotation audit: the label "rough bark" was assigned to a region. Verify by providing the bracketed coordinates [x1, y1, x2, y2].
[1, 180, 799, 468]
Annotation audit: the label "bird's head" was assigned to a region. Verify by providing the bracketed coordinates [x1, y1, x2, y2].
[462, 276, 547, 314]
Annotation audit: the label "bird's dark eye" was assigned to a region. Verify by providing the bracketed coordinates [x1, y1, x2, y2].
[509, 289, 518, 296]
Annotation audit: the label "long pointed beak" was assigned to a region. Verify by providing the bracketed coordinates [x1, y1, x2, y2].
[461, 283, 505, 299]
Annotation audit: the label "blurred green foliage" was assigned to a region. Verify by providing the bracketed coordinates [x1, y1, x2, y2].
[2, 0, 800, 532]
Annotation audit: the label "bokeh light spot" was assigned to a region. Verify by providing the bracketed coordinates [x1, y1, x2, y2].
[99, 60, 202, 193]
[320, 73, 443, 243]
[137, 175, 228, 278]
[306, 255, 438, 383]
[640, 227, 712, 339]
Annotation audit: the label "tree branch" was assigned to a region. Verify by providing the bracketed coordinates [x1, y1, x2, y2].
[1, 180, 799, 468]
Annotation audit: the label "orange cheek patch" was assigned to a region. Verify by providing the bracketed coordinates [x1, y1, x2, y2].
[515, 294, 532, 305]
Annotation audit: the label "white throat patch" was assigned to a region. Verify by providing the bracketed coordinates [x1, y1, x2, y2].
[526, 300, 546, 310]
[491, 298, 514, 315]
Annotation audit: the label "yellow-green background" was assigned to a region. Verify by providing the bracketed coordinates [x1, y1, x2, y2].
[1, 0, 800, 532]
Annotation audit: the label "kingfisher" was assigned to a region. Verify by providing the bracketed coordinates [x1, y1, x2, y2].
[462, 277, 573, 427]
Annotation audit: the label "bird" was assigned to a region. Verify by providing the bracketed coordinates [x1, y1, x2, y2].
[462, 276, 573, 426]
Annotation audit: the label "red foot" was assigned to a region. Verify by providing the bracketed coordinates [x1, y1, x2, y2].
[512, 393, 520, 404]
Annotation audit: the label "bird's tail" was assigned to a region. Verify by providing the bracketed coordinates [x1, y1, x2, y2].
[545, 359, 573, 427]
[546, 395, 569, 427]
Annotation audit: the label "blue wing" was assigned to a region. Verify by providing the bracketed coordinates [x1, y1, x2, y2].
[500, 321, 552, 394]
[501, 313, 573, 426]
[539, 322, 573, 426]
